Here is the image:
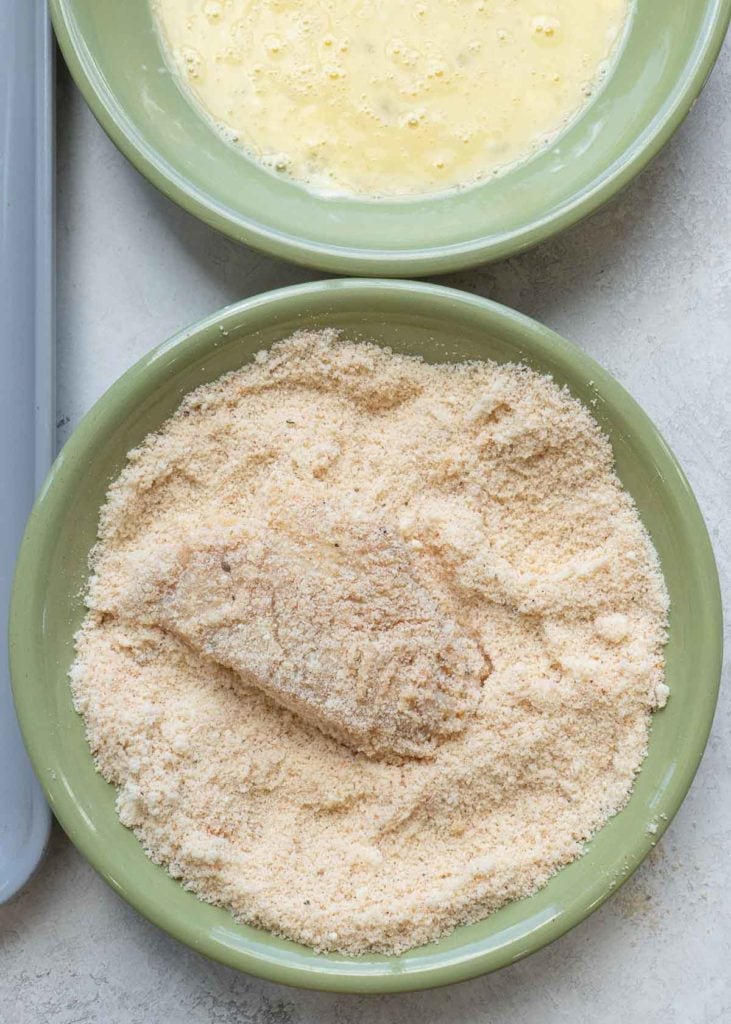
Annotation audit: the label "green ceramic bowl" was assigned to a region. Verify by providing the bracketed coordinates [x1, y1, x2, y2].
[11, 281, 722, 992]
[50, 1, 729, 275]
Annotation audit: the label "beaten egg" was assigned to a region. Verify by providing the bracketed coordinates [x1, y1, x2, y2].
[153, 0, 629, 196]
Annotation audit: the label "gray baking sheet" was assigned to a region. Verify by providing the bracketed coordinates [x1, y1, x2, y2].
[0, 0, 54, 900]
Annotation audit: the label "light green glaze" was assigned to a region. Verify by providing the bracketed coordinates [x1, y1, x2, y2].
[49, 1, 729, 275]
[11, 282, 722, 992]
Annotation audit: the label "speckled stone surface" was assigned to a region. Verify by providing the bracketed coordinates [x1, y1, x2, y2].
[1, 44, 729, 1024]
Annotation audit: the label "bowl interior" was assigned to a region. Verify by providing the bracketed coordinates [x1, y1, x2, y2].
[11, 282, 721, 992]
[52, 0, 729, 272]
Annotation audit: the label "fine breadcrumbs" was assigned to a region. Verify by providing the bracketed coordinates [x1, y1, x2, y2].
[71, 330, 669, 955]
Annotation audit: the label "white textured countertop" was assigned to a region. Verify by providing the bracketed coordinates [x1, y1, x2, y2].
[1, 45, 729, 1024]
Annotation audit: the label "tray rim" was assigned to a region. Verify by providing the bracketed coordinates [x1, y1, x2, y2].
[0, 0, 54, 903]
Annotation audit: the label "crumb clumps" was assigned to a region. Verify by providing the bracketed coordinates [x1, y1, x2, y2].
[71, 330, 669, 955]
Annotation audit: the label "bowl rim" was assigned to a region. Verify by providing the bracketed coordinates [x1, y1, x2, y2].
[49, 0, 731, 275]
[10, 280, 723, 992]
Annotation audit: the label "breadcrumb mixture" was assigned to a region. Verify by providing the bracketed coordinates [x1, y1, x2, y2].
[71, 331, 669, 955]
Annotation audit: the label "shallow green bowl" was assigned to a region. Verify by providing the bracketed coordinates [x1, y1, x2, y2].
[11, 281, 722, 992]
[50, 0, 729, 275]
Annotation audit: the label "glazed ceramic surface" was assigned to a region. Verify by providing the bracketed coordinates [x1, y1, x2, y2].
[49, 1, 730, 274]
[10, 281, 722, 992]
